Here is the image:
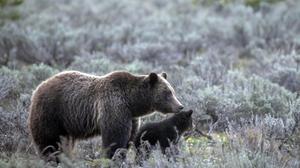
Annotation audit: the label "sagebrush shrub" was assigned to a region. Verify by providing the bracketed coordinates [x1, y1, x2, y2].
[1, 0, 300, 167]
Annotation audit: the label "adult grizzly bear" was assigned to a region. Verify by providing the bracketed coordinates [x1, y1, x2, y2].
[28, 71, 183, 160]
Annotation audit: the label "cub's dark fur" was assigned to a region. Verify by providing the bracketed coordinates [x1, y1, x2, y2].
[134, 110, 193, 161]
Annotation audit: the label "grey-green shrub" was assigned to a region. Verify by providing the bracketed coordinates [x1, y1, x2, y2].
[0, 0, 300, 167]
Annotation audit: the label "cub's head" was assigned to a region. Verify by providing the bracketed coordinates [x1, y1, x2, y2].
[173, 109, 193, 132]
[144, 72, 183, 114]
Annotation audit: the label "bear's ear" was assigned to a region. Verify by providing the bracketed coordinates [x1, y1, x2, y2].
[186, 110, 193, 117]
[161, 72, 167, 79]
[145, 72, 158, 86]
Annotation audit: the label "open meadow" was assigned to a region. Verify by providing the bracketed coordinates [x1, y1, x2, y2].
[0, 0, 300, 167]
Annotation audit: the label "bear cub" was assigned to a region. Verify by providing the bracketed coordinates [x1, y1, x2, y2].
[134, 110, 193, 162]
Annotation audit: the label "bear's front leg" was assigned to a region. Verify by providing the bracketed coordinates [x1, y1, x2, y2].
[101, 119, 131, 159]
[129, 118, 140, 143]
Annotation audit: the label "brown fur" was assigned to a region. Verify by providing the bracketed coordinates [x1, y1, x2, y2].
[28, 71, 183, 160]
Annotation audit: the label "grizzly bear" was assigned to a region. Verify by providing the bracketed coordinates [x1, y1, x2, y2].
[134, 110, 193, 162]
[28, 71, 184, 160]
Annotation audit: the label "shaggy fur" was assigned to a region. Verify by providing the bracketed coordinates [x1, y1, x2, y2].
[28, 71, 183, 160]
[134, 110, 193, 162]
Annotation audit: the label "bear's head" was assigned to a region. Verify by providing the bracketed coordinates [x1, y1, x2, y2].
[173, 109, 193, 133]
[144, 72, 184, 114]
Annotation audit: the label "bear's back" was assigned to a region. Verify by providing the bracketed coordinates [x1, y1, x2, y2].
[31, 72, 93, 110]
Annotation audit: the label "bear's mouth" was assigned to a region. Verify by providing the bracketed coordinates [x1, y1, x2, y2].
[175, 105, 184, 113]
[160, 110, 178, 114]
[170, 108, 182, 114]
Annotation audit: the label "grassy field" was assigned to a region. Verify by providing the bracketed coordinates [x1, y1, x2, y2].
[0, 0, 300, 167]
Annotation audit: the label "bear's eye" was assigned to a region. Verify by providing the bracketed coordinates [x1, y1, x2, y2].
[164, 91, 172, 99]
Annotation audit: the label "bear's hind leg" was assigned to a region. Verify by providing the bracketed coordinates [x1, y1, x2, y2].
[38, 136, 61, 163]
[39, 136, 75, 163]
[34, 123, 67, 163]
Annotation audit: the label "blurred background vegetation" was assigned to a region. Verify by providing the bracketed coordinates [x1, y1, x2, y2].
[0, 0, 299, 167]
[0, 0, 23, 24]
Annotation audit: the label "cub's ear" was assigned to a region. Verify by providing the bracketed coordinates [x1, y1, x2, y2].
[145, 72, 158, 86]
[161, 72, 167, 79]
[186, 110, 193, 117]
